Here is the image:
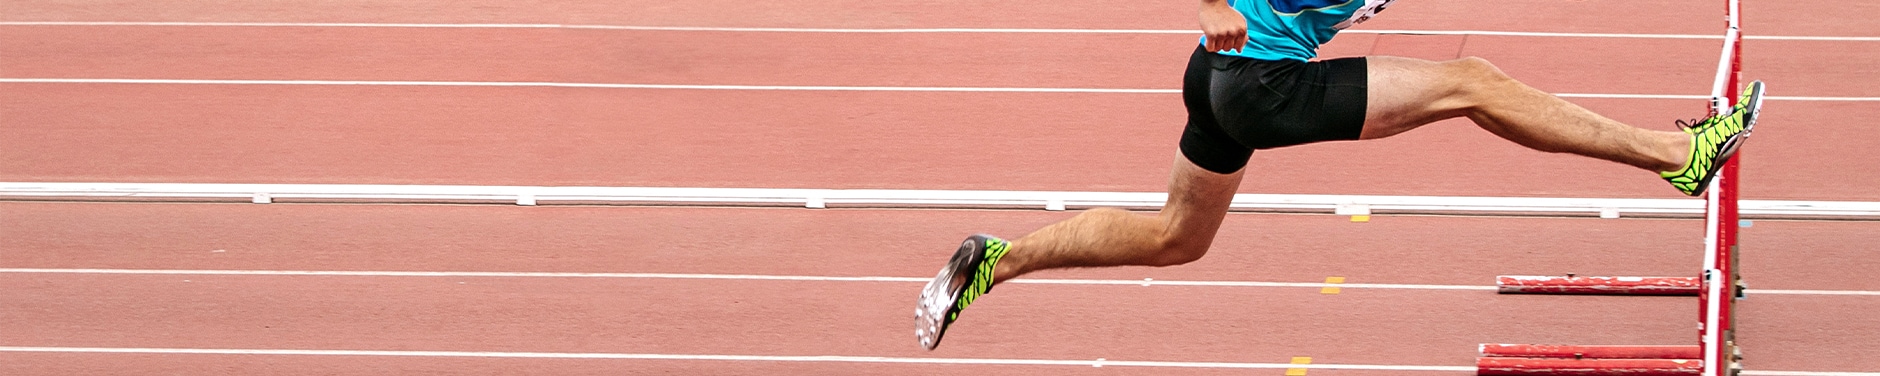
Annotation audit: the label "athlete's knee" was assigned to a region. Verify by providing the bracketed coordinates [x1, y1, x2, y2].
[1442, 56, 1519, 105]
[1146, 228, 1212, 266]
[1449, 56, 1510, 82]
[1148, 239, 1210, 266]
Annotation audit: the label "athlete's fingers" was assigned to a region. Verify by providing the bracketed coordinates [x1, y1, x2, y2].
[1211, 30, 1244, 52]
[1208, 27, 1244, 52]
[1199, 1, 1248, 52]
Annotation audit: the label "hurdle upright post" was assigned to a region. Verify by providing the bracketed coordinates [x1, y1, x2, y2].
[1700, 0, 1746, 374]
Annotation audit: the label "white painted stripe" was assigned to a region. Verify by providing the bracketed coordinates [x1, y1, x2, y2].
[2, 78, 1870, 101]
[5, 268, 1875, 296]
[4, 21, 1880, 41]
[7, 182, 1880, 218]
[1752, 289, 1880, 297]
[1755, 96, 1880, 102]
[0, 268, 929, 283]
[1364, 29, 1880, 42]
[0, 346, 1867, 375]
[573, 25, 1192, 34]
[0, 21, 562, 28]
[0, 268, 1491, 291]
[0, 346, 1474, 372]
[0, 77, 1180, 93]
[1556, 93, 1706, 100]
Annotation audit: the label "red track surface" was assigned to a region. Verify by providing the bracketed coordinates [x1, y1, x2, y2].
[5, 202, 1878, 373]
[3, 1, 1878, 374]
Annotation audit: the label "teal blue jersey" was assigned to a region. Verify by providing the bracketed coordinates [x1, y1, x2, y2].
[1202, 0, 1394, 61]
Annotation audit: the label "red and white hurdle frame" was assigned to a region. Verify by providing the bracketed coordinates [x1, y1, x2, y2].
[1479, 0, 1746, 375]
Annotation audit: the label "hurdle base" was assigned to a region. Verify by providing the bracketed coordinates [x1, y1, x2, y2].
[1497, 275, 1700, 296]
[1476, 357, 1702, 376]
[1480, 344, 1699, 360]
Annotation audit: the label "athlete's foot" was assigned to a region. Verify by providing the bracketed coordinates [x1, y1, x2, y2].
[915, 234, 1010, 350]
[1661, 80, 1764, 196]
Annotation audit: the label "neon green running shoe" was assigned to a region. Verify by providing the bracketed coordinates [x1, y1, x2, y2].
[1661, 80, 1764, 196]
[915, 234, 1009, 350]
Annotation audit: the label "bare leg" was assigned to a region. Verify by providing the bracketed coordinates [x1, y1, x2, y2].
[978, 57, 1691, 284]
[1361, 56, 1692, 173]
[990, 151, 1243, 282]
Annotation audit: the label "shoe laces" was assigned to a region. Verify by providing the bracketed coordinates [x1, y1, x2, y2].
[1674, 108, 1724, 134]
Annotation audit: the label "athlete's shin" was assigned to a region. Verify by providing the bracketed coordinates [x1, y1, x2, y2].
[996, 208, 1192, 281]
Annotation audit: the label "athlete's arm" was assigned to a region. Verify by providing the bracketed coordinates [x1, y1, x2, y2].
[1200, 0, 1248, 52]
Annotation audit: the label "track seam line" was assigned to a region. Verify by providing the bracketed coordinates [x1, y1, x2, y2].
[0, 346, 1473, 371]
[3, 268, 1874, 296]
[3, 21, 1878, 41]
[8, 182, 1880, 219]
[2, 78, 1871, 101]
[0, 346, 1867, 375]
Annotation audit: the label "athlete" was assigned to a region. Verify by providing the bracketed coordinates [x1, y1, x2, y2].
[916, 0, 1763, 350]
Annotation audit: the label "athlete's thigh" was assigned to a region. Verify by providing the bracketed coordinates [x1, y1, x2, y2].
[1360, 56, 1476, 139]
[1162, 150, 1243, 250]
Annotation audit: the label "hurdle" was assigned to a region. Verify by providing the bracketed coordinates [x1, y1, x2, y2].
[1477, 0, 1747, 375]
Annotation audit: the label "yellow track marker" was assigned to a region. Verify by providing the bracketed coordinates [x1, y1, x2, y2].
[1350, 215, 1370, 222]
[1320, 277, 1345, 294]
[1285, 357, 1312, 375]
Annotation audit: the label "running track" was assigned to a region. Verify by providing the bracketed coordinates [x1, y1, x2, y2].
[3, 1, 1878, 374]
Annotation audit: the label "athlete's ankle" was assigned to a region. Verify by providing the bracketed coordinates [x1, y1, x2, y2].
[990, 240, 1025, 283]
[1657, 132, 1696, 174]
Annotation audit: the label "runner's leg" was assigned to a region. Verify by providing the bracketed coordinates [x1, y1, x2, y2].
[1361, 56, 1692, 173]
[990, 150, 1243, 282]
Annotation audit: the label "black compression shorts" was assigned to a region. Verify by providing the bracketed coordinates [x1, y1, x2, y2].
[1178, 45, 1369, 174]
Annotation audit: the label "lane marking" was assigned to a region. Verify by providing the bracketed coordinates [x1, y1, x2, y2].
[0, 78, 1873, 102]
[0, 78, 1872, 101]
[1321, 277, 1346, 294]
[6, 182, 1880, 219]
[3, 268, 1875, 296]
[0, 78, 1173, 94]
[1288, 357, 1313, 376]
[0, 346, 1865, 375]
[2, 21, 1878, 41]
[0, 346, 1471, 371]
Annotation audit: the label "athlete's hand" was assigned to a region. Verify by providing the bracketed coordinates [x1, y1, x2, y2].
[1200, 0, 1247, 53]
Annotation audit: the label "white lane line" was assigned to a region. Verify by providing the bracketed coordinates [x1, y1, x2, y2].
[0, 346, 1474, 372]
[3, 21, 1879, 41]
[0, 268, 930, 283]
[8, 182, 1880, 219]
[0, 347, 1870, 375]
[1556, 93, 1705, 100]
[5, 268, 1877, 296]
[1753, 289, 1880, 296]
[0, 21, 563, 28]
[1, 78, 1875, 102]
[0, 78, 1177, 94]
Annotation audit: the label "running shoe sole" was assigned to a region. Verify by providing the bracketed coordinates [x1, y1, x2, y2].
[915, 236, 987, 350]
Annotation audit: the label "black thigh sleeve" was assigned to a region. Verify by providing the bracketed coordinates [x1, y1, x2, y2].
[1178, 46, 1256, 174]
[1178, 47, 1369, 173]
